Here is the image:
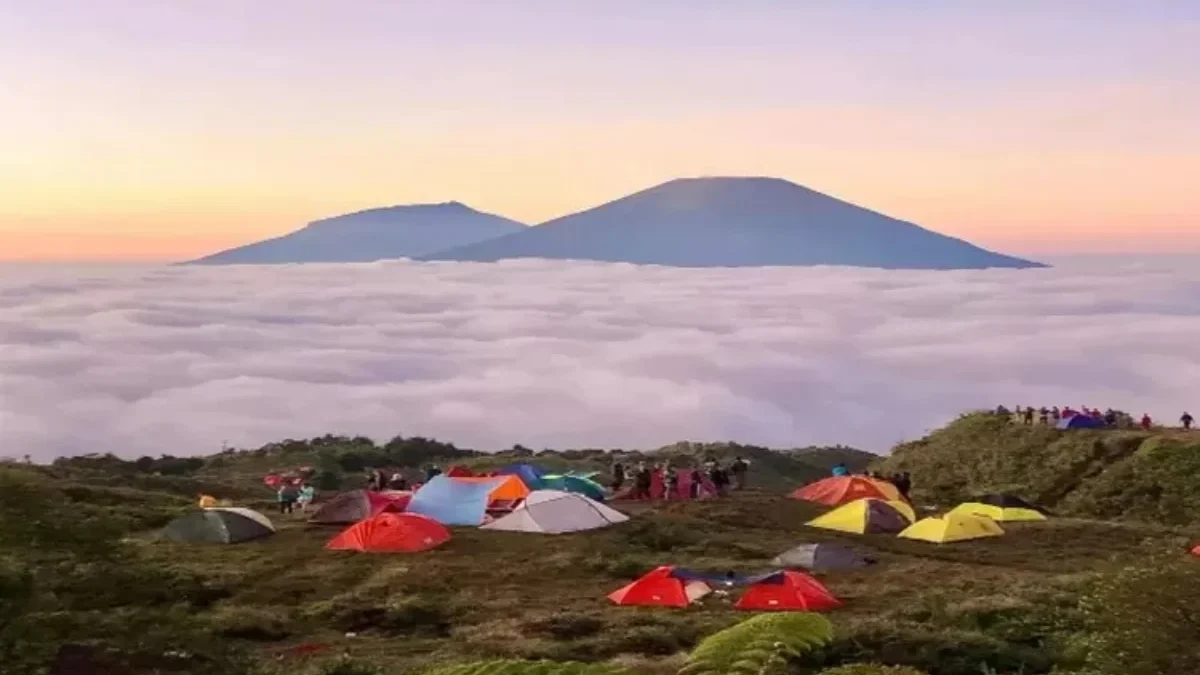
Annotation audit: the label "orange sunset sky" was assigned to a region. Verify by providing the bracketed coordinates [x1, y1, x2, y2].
[2, 1, 1198, 262]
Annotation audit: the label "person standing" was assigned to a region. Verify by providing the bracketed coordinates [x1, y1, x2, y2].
[611, 462, 626, 493]
[664, 464, 678, 500]
[1181, 412, 1193, 430]
[730, 457, 749, 490]
[1141, 413, 1153, 430]
[297, 483, 315, 513]
[277, 483, 298, 514]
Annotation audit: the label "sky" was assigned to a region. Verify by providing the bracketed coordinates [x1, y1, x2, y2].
[1, 1, 1199, 261]
[3, 256, 1199, 461]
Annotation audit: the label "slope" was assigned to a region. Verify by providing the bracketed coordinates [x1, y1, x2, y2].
[188, 202, 527, 265]
[876, 412, 1200, 523]
[423, 177, 1044, 270]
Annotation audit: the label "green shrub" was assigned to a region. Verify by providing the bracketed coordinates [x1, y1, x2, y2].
[1076, 557, 1200, 675]
[679, 613, 834, 675]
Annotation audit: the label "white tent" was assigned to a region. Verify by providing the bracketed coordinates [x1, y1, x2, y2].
[481, 490, 629, 534]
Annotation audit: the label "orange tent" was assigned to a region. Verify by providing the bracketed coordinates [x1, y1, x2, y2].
[735, 570, 842, 612]
[608, 566, 711, 608]
[790, 476, 902, 506]
[325, 512, 450, 553]
[450, 475, 531, 501]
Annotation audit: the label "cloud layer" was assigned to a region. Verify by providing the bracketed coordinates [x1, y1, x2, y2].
[2, 258, 1199, 461]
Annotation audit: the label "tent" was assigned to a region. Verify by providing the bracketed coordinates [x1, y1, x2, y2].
[735, 570, 842, 612]
[407, 476, 500, 526]
[496, 463, 546, 490]
[950, 501, 1046, 523]
[771, 543, 870, 571]
[1190, 544, 1200, 558]
[451, 475, 531, 502]
[976, 494, 1049, 515]
[308, 490, 411, 525]
[1057, 415, 1104, 430]
[325, 512, 450, 553]
[608, 566, 712, 607]
[446, 465, 474, 477]
[899, 513, 1004, 544]
[481, 490, 628, 534]
[791, 476, 903, 507]
[806, 498, 914, 535]
[541, 474, 607, 502]
[161, 507, 275, 544]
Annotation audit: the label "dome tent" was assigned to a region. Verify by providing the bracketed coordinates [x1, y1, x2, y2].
[805, 498, 913, 535]
[735, 570, 842, 612]
[791, 476, 903, 507]
[608, 566, 712, 607]
[899, 512, 1004, 544]
[481, 490, 628, 534]
[772, 543, 871, 571]
[161, 507, 275, 544]
[325, 512, 450, 553]
[308, 490, 411, 525]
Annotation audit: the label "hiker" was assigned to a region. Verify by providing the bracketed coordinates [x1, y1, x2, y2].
[1141, 413, 1153, 430]
[710, 463, 730, 497]
[634, 462, 652, 500]
[663, 464, 679, 500]
[1182, 412, 1194, 430]
[1038, 407, 1049, 425]
[1104, 409, 1117, 427]
[611, 462, 626, 492]
[389, 472, 408, 490]
[297, 483, 315, 512]
[893, 472, 912, 499]
[1023, 407, 1035, 425]
[730, 456, 749, 490]
[277, 482, 298, 514]
[689, 467, 703, 499]
[1051, 406, 1061, 422]
[831, 463, 848, 477]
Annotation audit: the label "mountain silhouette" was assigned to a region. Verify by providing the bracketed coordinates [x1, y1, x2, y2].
[422, 177, 1044, 269]
[187, 202, 527, 265]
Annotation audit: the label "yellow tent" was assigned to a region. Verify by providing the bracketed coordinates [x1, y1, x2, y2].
[806, 498, 914, 535]
[198, 494, 217, 508]
[949, 502, 1046, 523]
[898, 512, 1004, 543]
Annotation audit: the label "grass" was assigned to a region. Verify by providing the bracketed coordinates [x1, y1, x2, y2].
[6, 420, 1200, 674]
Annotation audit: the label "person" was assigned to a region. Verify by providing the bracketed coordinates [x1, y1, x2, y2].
[297, 483, 315, 513]
[277, 482, 298, 514]
[893, 472, 912, 500]
[730, 456, 749, 490]
[831, 463, 848, 477]
[425, 465, 442, 482]
[389, 472, 408, 490]
[611, 462, 626, 493]
[1038, 407, 1049, 425]
[710, 463, 730, 497]
[1141, 413, 1153, 430]
[663, 464, 678, 500]
[1051, 406, 1061, 422]
[1023, 407, 1035, 425]
[1104, 409, 1117, 427]
[1182, 412, 1194, 430]
[634, 462, 652, 500]
[689, 467, 703, 499]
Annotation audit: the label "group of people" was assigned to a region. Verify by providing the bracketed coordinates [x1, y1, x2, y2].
[366, 468, 413, 492]
[831, 463, 912, 500]
[611, 456, 750, 500]
[996, 405, 1193, 431]
[275, 481, 315, 514]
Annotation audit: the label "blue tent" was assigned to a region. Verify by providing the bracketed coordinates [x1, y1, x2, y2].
[407, 475, 505, 526]
[496, 463, 546, 490]
[1057, 415, 1104, 430]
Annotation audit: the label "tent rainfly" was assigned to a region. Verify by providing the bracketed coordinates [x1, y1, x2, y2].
[161, 507, 275, 544]
[482, 490, 628, 534]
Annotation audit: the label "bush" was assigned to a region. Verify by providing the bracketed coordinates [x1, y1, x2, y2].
[1076, 557, 1200, 675]
[523, 613, 606, 640]
[209, 605, 292, 642]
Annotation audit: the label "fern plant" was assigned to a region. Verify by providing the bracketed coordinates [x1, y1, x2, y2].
[421, 660, 633, 675]
[678, 613, 834, 675]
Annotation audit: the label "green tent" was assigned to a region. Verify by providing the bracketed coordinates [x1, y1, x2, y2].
[542, 474, 607, 502]
[161, 507, 276, 544]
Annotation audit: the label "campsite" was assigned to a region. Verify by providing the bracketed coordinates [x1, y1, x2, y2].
[4, 413, 1200, 675]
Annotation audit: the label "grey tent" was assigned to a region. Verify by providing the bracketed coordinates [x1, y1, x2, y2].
[161, 507, 275, 544]
[308, 490, 410, 525]
[771, 543, 870, 572]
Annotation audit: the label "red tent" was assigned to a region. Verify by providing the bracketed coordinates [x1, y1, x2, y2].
[607, 566, 711, 608]
[790, 476, 903, 507]
[446, 465, 474, 478]
[735, 570, 842, 612]
[1190, 544, 1200, 558]
[325, 512, 450, 553]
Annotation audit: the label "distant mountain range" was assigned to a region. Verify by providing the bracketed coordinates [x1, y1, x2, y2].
[188, 202, 525, 265]
[187, 177, 1045, 269]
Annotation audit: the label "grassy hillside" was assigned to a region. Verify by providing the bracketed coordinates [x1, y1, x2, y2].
[878, 412, 1200, 523]
[5, 423, 1200, 675]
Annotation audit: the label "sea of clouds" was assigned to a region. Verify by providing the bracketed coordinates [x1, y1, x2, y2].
[2, 257, 1199, 462]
